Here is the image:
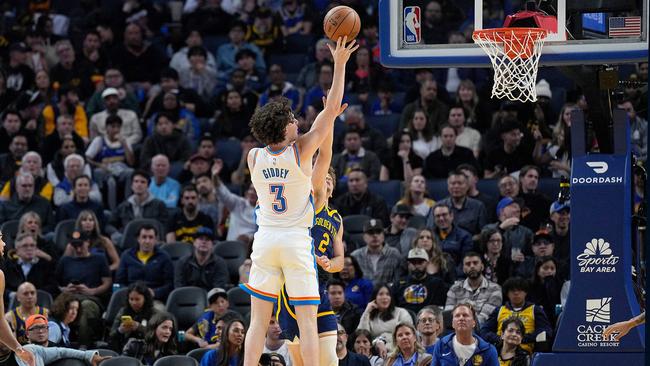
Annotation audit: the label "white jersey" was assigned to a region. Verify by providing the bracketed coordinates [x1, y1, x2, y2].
[251, 144, 314, 228]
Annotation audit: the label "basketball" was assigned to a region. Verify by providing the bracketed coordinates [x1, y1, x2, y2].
[323, 6, 361, 42]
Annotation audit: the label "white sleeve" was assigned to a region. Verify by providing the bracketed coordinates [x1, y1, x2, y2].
[85, 137, 103, 159]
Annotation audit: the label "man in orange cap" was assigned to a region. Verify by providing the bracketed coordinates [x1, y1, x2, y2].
[24, 315, 49, 347]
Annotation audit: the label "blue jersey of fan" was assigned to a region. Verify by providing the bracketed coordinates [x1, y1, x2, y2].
[277, 205, 341, 339]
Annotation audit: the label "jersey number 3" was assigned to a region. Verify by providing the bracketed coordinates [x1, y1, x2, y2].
[269, 184, 287, 213]
[318, 233, 330, 253]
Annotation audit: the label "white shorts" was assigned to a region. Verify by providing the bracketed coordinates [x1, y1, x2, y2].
[240, 227, 320, 306]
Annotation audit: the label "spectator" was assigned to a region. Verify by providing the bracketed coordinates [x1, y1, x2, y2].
[213, 89, 254, 140]
[427, 203, 473, 268]
[258, 64, 300, 112]
[216, 20, 266, 81]
[0, 134, 29, 185]
[170, 30, 218, 77]
[5, 282, 49, 345]
[0, 71, 18, 112]
[111, 23, 166, 91]
[0, 173, 55, 231]
[382, 130, 423, 182]
[212, 164, 257, 244]
[514, 229, 560, 280]
[334, 169, 389, 224]
[548, 201, 570, 267]
[384, 323, 432, 366]
[3, 233, 57, 296]
[62, 210, 119, 272]
[448, 105, 481, 158]
[109, 281, 158, 351]
[338, 256, 374, 310]
[0, 110, 36, 155]
[166, 185, 214, 243]
[111, 170, 168, 235]
[430, 303, 499, 366]
[47, 293, 80, 347]
[432, 171, 487, 235]
[358, 284, 413, 348]
[350, 329, 384, 366]
[55, 231, 111, 346]
[423, 125, 478, 179]
[384, 205, 417, 256]
[53, 156, 102, 207]
[116, 224, 174, 303]
[262, 317, 292, 366]
[303, 62, 335, 115]
[488, 197, 534, 259]
[457, 164, 497, 223]
[199, 319, 246, 366]
[25, 314, 50, 347]
[278, 0, 313, 36]
[214, 68, 259, 113]
[41, 113, 86, 167]
[484, 118, 533, 179]
[411, 228, 456, 286]
[527, 256, 564, 328]
[245, 7, 283, 57]
[408, 109, 440, 160]
[179, 46, 219, 102]
[347, 46, 383, 97]
[327, 279, 362, 336]
[296, 38, 333, 91]
[393, 248, 447, 313]
[334, 323, 369, 366]
[332, 130, 382, 182]
[139, 112, 193, 171]
[146, 90, 202, 147]
[148, 154, 181, 209]
[178, 153, 213, 185]
[122, 312, 178, 365]
[498, 175, 519, 199]
[420, 0, 453, 44]
[534, 103, 574, 178]
[181, 2, 231, 36]
[350, 219, 404, 285]
[396, 175, 434, 217]
[46, 136, 90, 188]
[371, 82, 402, 116]
[50, 40, 94, 100]
[185, 289, 241, 349]
[146, 67, 209, 120]
[478, 227, 511, 286]
[174, 227, 229, 289]
[400, 80, 448, 135]
[480, 277, 552, 353]
[85, 69, 140, 117]
[444, 252, 502, 324]
[619, 99, 647, 162]
[89, 87, 142, 147]
[196, 173, 224, 237]
[495, 317, 530, 366]
[40, 86, 88, 142]
[6, 42, 35, 93]
[56, 175, 106, 230]
[456, 79, 492, 133]
[517, 166, 551, 231]
[17, 211, 57, 262]
[416, 306, 444, 354]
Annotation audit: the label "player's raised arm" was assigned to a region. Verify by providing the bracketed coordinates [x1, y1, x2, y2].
[297, 36, 357, 162]
[312, 97, 346, 209]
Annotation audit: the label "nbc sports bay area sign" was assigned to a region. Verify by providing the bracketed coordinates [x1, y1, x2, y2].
[576, 238, 620, 273]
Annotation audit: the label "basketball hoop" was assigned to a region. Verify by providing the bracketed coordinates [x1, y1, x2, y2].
[473, 27, 548, 103]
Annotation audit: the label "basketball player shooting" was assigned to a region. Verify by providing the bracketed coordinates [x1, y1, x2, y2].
[241, 36, 357, 366]
[0, 233, 35, 366]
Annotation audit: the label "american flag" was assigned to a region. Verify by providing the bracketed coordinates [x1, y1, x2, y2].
[609, 16, 641, 38]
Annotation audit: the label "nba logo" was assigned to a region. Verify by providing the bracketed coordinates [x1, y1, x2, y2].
[403, 6, 421, 44]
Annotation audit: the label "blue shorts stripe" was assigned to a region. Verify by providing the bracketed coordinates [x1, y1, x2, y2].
[289, 299, 321, 306]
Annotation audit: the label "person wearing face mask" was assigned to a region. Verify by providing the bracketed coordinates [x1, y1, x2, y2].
[394, 249, 447, 313]
[496, 317, 529, 366]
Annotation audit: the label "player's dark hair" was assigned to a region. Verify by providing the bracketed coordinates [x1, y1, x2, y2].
[249, 97, 294, 145]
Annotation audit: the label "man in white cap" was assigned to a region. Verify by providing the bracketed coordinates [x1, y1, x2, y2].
[394, 248, 448, 313]
[89, 87, 142, 146]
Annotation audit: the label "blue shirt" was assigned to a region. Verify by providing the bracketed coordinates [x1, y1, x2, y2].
[393, 352, 418, 366]
[345, 277, 374, 310]
[149, 177, 181, 208]
[192, 310, 220, 344]
[200, 349, 240, 366]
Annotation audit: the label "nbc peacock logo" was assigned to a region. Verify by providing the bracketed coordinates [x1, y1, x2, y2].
[576, 238, 620, 273]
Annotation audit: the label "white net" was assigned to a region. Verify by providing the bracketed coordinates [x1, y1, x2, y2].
[473, 28, 548, 103]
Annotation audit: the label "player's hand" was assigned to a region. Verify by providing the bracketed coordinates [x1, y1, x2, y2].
[327, 36, 358, 66]
[322, 96, 348, 116]
[15, 347, 35, 366]
[603, 320, 634, 341]
[316, 255, 331, 271]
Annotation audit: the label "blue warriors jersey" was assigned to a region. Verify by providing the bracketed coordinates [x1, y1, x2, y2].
[312, 205, 342, 285]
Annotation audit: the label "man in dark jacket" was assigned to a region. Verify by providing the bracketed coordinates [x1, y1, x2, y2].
[427, 203, 473, 268]
[335, 323, 370, 366]
[0, 172, 55, 232]
[327, 279, 361, 336]
[174, 227, 229, 289]
[3, 232, 58, 296]
[115, 224, 174, 302]
[394, 248, 448, 313]
[334, 169, 389, 224]
[139, 112, 192, 171]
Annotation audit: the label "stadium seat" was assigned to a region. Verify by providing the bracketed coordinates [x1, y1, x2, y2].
[187, 348, 210, 364]
[102, 288, 129, 323]
[166, 287, 208, 331]
[342, 215, 371, 235]
[161, 242, 194, 263]
[347, 232, 366, 251]
[213, 241, 247, 284]
[368, 180, 403, 208]
[366, 114, 401, 139]
[119, 219, 165, 250]
[8, 289, 53, 310]
[476, 179, 500, 199]
[54, 219, 77, 253]
[96, 356, 142, 366]
[268, 53, 308, 73]
[426, 180, 449, 201]
[226, 286, 251, 316]
[49, 359, 87, 366]
[284, 34, 315, 51]
[153, 355, 198, 366]
[408, 215, 427, 229]
[93, 349, 119, 357]
[0, 220, 18, 249]
[216, 139, 243, 170]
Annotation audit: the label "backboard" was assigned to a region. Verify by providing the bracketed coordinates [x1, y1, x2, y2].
[379, 0, 648, 68]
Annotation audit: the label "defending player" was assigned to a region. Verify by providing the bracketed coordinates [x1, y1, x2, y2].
[240, 36, 357, 366]
[0, 232, 35, 366]
[279, 100, 345, 366]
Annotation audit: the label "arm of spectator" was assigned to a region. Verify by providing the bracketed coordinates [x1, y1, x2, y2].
[523, 305, 553, 344]
[444, 286, 457, 312]
[121, 138, 135, 167]
[115, 253, 128, 285]
[89, 184, 103, 203]
[214, 176, 245, 212]
[185, 324, 209, 348]
[479, 307, 502, 346]
[367, 154, 381, 181]
[85, 137, 105, 169]
[166, 231, 177, 244]
[212, 257, 230, 289]
[478, 287, 503, 324]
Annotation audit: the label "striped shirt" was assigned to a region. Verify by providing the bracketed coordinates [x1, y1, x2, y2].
[444, 277, 502, 324]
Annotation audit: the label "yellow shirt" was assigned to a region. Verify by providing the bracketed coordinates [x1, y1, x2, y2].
[137, 250, 154, 264]
[0, 180, 53, 201]
[41, 104, 89, 137]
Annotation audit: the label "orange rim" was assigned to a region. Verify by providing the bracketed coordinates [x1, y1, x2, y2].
[472, 27, 548, 42]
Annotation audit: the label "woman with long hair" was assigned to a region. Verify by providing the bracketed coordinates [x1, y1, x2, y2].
[122, 312, 178, 365]
[396, 175, 434, 217]
[384, 323, 432, 366]
[34, 70, 55, 104]
[533, 103, 575, 178]
[46, 135, 90, 187]
[381, 129, 423, 182]
[527, 256, 564, 327]
[337, 256, 374, 309]
[147, 91, 201, 145]
[200, 319, 246, 366]
[456, 79, 491, 133]
[407, 109, 439, 160]
[110, 281, 157, 351]
[47, 293, 81, 347]
[358, 284, 413, 348]
[63, 210, 119, 271]
[17, 212, 56, 262]
[497, 317, 530, 366]
[478, 226, 511, 286]
[350, 329, 383, 366]
[212, 89, 253, 140]
[346, 46, 383, 96]
[411, 229, 455, 285]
